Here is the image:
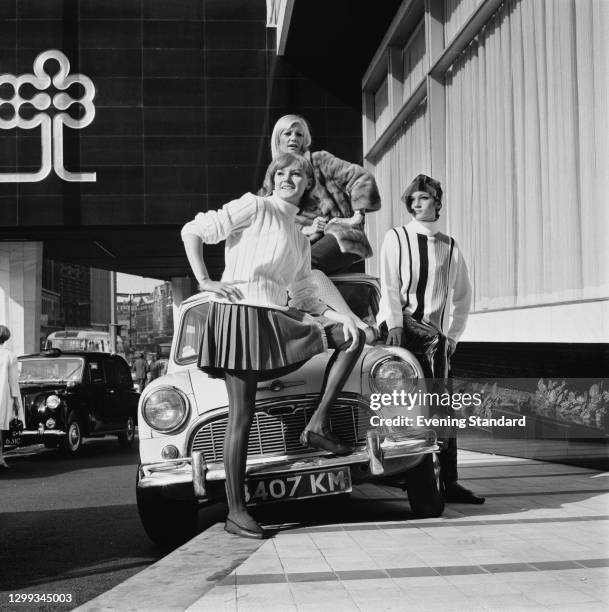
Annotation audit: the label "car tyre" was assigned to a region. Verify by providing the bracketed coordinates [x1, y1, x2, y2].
[136, 468, 198, 549]
[405, 453, 444, 518]
[118, 415, 136, 448]
[60, 412, 83, 456]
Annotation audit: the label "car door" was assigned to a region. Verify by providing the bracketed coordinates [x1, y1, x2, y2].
[111, 355, 139, 423]
[84, 357, 108, 432]
[100, 356, 123, 429]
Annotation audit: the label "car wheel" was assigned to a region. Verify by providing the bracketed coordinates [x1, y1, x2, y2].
[60, 413, 83, 456]
[405, 453, 444, 518]
[136, 468, 198, 549]
[118, 415, 136, 448]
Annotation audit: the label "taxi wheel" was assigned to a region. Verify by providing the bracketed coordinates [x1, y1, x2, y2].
[60, 413, 83, 456]
[136, 469, 198, 549]
[118, 416, 136, 448]
[405, 453, 444, 518]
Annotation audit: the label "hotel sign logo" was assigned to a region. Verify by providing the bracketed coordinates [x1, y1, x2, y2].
[0, 49, 96, 183]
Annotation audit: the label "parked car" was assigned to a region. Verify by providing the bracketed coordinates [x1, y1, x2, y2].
[136, 274, 443, 547]
[17, 349, 139, 455]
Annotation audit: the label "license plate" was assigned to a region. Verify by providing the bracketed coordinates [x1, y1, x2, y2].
[245, 467, 352, 506]
[4, 434, 21, 447]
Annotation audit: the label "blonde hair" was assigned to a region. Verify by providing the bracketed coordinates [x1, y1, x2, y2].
[270, 115, 312, 158]
[260, 152, 316, 199]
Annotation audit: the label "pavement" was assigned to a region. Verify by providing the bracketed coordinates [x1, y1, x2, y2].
[77, 450, 609, 612]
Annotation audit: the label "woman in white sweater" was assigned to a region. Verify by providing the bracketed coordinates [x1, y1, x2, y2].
[181, 152, 365, 539]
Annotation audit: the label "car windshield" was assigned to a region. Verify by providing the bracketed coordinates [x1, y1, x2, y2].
[175, 280, 379, 365]
[334, 280, 379, 322]
[19, 358, 85, 383]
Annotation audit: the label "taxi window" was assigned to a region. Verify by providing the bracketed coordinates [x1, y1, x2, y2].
[102, 359, 119, 386]
[88, 360, 105, 384]
[176, 302, 210, 364]
[113, 357, 133, 386]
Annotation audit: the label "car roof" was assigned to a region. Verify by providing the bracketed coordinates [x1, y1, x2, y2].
[181, 273, 380, 306]
[19, 351, 113, 360]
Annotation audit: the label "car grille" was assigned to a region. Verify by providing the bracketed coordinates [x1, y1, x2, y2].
[190, 394, 371, 461]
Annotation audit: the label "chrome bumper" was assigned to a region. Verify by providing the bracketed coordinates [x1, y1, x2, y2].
[20, 428, 66, 438]
[138, 430, 439, 498]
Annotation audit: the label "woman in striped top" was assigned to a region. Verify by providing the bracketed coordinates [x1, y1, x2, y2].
[181, 153, 365, 538]
[378, 174, 484, 505]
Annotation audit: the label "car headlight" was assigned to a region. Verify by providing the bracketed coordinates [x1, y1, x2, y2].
[142, 387, 190, 433]
[46, 394, 61, 410]
[370, 356, 419, 395]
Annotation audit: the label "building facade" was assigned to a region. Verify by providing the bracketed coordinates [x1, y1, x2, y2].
[358, 0, 608, 375]
[0, 0, 397, 355]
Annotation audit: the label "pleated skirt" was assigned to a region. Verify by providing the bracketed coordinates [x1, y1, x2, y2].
[198, 302, 327, 375]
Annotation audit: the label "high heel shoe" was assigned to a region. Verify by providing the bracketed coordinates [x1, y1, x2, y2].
[300, 429, 353, 456]
[224, 517, 264, 539]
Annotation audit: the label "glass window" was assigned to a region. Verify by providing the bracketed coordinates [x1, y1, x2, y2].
[334, 281, 380, 324]
[19, 358, 84, 383]
[374, 76, 390, 138]
[113, 357, 133, 386]
[175, 302, 210, 365]
[88, 360, 105, 384]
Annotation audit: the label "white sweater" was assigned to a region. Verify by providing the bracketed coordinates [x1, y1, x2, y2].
[378, 219, 472, 342]
[181, 193, 327, 315]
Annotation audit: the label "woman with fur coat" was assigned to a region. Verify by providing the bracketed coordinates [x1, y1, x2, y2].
[263, 115, 381, 343]
[266, 114, 382, 275]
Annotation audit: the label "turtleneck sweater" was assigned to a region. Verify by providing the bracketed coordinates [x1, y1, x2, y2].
[377, 218, 472, 342]
[181, 192, 327, 315]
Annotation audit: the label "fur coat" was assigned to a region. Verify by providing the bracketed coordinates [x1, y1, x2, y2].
[296, 151, 381, 259]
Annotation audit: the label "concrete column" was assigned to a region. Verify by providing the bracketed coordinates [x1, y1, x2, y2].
[170, 277, 194, 326]
[0, 241, 43, 357]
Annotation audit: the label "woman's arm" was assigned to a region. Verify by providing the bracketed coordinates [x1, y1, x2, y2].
[447, 245, 472, 345]
[313, 151, 381, 214]
[326, 210, 364, 227]
[181, 194, 259, 300]
[321, 309, 361, 352]
[182, 233, 245, 301]
[379, 229, 405, 346]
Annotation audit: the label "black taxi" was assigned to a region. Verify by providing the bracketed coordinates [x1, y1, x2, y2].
[16, 349, 139, 455]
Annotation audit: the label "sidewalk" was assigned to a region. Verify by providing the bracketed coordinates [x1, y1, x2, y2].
[78, 451, 609, 611]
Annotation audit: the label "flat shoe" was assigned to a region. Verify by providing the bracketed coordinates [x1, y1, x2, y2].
[300, 429, 353, 456]
[224, 517, 264, 540]
[444, 483, 485, 504]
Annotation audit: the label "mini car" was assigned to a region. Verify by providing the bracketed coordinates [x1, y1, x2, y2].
[17, 349, 139, 455]
[136, 274, 443, 547]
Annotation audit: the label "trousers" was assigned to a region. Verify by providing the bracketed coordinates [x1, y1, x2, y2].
[310, 234, 361, 275]
[401, 315, 458, 486]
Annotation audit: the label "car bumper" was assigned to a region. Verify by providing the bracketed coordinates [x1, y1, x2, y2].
[137, 429, 439, 500]
[20, 428, 66, 441]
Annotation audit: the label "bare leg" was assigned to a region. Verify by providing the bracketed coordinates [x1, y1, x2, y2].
[306, 329, 366, 437]
[224, 370, 261, 533]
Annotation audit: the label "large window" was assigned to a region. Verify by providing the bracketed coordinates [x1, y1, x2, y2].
[366, 102, 430, 278]
[363, 0, 609, 316]
[445, 0, 609, 309]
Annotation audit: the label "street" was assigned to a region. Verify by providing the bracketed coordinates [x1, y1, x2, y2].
[0, 437, 220, 610]
[0, 433, 429, 611]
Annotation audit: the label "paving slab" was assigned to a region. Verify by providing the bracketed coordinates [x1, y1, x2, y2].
[77, 451, 609, 611]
